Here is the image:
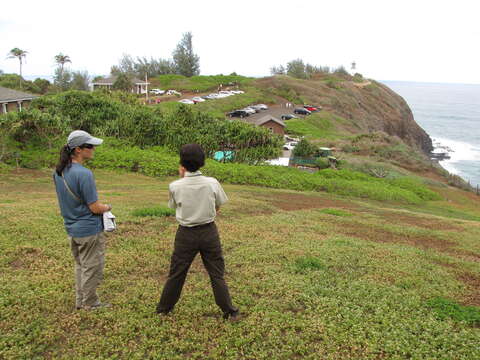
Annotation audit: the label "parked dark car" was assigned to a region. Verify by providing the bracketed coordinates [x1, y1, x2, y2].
[228, 110, 250, 118]
[281, 114, 298, 120]
[294, 108, 311, 115]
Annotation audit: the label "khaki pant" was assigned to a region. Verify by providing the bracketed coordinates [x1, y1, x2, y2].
[69, 232, 106, 307]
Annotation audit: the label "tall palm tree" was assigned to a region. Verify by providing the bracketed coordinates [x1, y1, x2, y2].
[7, 48, 28, 86]
[54, 53, 71, 75]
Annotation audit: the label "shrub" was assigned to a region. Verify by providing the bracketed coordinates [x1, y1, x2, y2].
[293, 139, 318, 157]
[315, 157, 330, 169]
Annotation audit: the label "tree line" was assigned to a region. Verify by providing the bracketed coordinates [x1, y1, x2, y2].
[271, 59, 352, 80]
[3, 32, 201, 94]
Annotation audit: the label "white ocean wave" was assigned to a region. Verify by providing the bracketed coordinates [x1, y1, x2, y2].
[431, 137, 480, 175]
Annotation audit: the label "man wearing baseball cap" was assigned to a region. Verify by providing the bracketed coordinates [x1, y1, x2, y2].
[53, 130, 112, 310]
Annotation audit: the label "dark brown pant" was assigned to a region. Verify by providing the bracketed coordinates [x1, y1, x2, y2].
[157, 222, 237, 315]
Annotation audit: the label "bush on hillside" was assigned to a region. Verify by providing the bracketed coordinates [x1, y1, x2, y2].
[0, 74, 43, 94]
[293, 139, 318, 157]
[4, 91, 282, 164]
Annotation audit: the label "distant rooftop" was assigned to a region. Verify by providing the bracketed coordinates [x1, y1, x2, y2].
[92, 76, 149, 85]
[245, 115, 286, 127]
[0, 86, 38, 102]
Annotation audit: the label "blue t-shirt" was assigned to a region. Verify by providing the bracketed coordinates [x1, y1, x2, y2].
[54, 163, 103, 237]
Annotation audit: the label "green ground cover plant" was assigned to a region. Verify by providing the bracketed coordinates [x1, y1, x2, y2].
[3, 142, 441, 205]
[426, 297, 480, 326]
[132, 206, 175, 217]
[1, 169, 479, 359]
[320, 208, 353, 217]
[153, 74, 253, 92]
[286, 111, 345, 140]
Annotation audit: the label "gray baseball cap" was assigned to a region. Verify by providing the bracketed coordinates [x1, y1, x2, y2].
[67, 130, 103, 148]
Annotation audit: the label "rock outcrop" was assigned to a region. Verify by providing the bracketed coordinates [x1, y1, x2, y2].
[255, 76, 434, 154]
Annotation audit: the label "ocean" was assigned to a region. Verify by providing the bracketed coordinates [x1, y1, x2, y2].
[382, 81, 480, 188]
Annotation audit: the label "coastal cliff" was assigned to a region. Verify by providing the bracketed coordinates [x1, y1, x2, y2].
[255, 76, 434, 154]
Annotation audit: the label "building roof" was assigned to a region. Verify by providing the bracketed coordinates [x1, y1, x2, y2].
[247, 115, 286, 128]
[0, 86, 38, 102]
[92, 76, 149, 85]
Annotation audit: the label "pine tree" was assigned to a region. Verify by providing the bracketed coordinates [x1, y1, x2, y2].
[172, 32, 200, 77]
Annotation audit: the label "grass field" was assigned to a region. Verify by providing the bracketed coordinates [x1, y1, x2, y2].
[1, 169, 480, 359]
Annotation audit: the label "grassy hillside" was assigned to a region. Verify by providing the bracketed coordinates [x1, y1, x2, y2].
[1, 169, 479, 359]
[150, 74, 253, 92]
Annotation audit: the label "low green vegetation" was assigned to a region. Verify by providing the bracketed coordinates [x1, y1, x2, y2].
[1, 170, 479, 359]
[132, 206, 175, 217]
[153, 74, 253, 92]
[294, 256, 326, 273]
[286, 111, 345, 140]
[0, 73, 47, 94]
[0, 90, 282, 164]
[319, 208, 353, 217]
[427, 297, 480, 326]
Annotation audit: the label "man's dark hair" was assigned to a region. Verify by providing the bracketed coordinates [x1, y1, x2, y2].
[180, 144, 205, 172]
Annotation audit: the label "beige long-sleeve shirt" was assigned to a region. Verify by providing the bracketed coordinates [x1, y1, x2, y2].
[168, 171, 228, 227]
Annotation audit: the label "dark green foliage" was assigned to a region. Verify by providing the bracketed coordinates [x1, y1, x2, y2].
[287, 59, 308, 79]
[32, 78, 51, 94]
[4, 91, 281, 164]
[315, 157, 330, 169]
[172, 32, 200, 77]
[294, 257, 326, 273]
[113, 73, 134, 92]
[70, 71, 90, 91]
[293, 139, 318, 157]
[132, 206, 175, 217]
[426, 297, 480, 326]
[0, 74, 42, 94]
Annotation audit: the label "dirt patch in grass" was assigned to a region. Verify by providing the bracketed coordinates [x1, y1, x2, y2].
[335, 221, 454, 252]
[258, 192, 359, 212]
[447, 249, 480, 263]
[9, 258, 24, 269]
[429, 260, 480, 307]
[7, 168, 48, 179]
[456, 272, 480, 307]
[375, 211, 463, 231]
[8, 246, 44, 270]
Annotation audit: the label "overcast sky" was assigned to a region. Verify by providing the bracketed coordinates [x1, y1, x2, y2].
[1, 0, 479, 84]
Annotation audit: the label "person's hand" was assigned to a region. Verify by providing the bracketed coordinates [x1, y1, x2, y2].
[179, 165, 186, 178]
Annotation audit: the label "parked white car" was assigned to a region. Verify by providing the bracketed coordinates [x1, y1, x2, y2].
[255, 104, 268, 110]
[149, 88, 165, 95]
[178, 99, 195, 104]
[230, 90, 245, 94]
[219, 90, 234, 96]
[283, 142, 298, 151]
[242, 107, 257, 114]
[167, 89, 181, 96]
[191, 96, 205, 103]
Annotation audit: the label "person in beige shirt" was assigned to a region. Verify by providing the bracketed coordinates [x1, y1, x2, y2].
[156, 144, 239, 321]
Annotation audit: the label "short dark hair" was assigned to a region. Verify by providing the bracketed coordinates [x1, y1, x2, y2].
[180, 144, 205, 172]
